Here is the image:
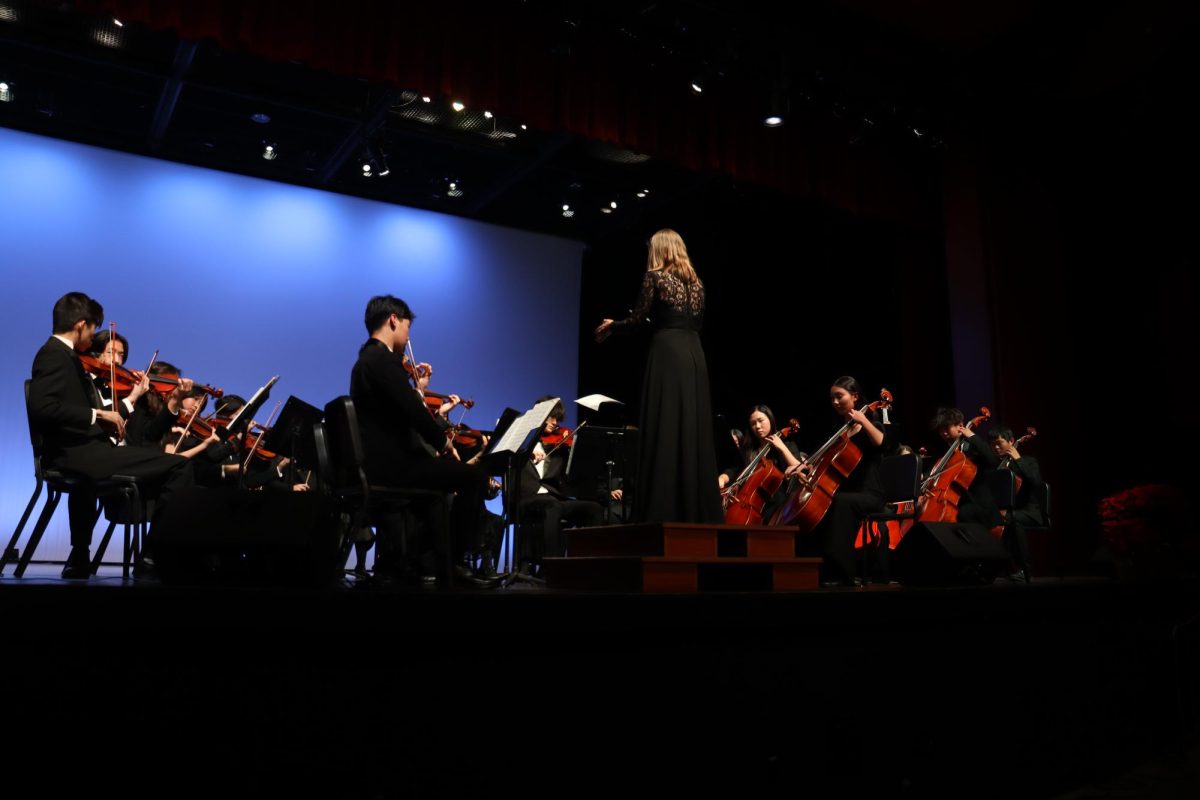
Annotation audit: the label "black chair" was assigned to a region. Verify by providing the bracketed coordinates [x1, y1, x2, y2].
[988, 469, 1052, 578]
[319, 396, 454, 584]
[0, 380, 146, 579]
[857, 453, 922, 583]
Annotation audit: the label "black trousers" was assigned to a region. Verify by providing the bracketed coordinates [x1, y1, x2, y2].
[52, 440, 194, 549]
[369, 457, 489, 559]
[804, 490, 884, 582]
[519, 496, 604, 563]
[1002, 508, 1042, 574]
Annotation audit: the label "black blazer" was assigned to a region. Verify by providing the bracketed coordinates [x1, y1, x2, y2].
[349, 339, 448, 478]
[27, 336, 106, 458]
[519, 451, 570, 502]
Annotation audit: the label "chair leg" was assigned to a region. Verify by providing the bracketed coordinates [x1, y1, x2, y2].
[1, 479, 43, 574]
[15, 489, 62, 578]
[92, 520, 118, 575]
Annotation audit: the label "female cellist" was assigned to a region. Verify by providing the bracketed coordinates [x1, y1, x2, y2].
[783, 376, 892, 586]
[718, 405, 805, 525]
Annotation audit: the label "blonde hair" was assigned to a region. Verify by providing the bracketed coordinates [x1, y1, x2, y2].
[646, 229, 700, 284]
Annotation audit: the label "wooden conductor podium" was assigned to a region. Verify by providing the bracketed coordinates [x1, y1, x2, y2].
[543, 522, 821, 592]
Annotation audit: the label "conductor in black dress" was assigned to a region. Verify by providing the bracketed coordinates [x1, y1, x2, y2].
[594, 229, 723, 524]
[27, 292, 192, 578]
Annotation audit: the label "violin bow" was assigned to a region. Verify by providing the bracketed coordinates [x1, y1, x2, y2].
[242, 399, 283, 471]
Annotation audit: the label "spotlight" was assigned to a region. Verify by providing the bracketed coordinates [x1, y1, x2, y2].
[520, 124, 527, 131]
[562, 204, 570, 211]
[636, 190, 647, 199]
[422, 96, 431, 103]
[0, 81, 11, 104]
[912, 127, 924, 138]
[451, 101, 465, 112]
[250, 112, 271, 124]
[483, 110, 493, 119]
[0, 6, 18, 22]
[562, 209, 575, 218]
[262, 144, 277, 161]
[362, 163, 372, 175]
[379, 167, 390, 177]
[601, 208, 613, 214]
[112, 17, 124, 27]
[610, 201, 618, 209]
[690, 81, 703, 95]
[447, 180, 463, 198]
[763, 115, 784, 127]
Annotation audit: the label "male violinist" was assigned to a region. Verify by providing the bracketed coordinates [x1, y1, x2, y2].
[349, 294, 496, 587]
[28, 293, 193, 578]
[517, 396, 603, 576]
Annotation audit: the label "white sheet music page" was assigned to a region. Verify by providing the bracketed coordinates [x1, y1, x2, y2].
[490, 397, 559, 454]
[575, 393, 622, 412]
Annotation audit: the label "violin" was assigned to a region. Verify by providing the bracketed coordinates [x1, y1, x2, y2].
[77, 353, 223, 400]
[539, 421, 586, 458]
[450, 423, 487, 449]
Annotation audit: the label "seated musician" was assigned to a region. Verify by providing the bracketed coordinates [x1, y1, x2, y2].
[931, 407, 1002, 528]
[988, 425, 1046, 583]
[718, 405, 806, 523]
[787, 376, 891, 587]
[517, 397, 603, 576]
[28, 292, 193, 578]
[350, 295, 496, 587]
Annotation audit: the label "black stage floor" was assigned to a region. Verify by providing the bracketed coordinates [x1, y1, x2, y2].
[2, 565, 1198, 797]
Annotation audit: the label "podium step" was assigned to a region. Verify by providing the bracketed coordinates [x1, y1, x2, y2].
[566, 522, 797, 559]
[543, 556, 822, 593]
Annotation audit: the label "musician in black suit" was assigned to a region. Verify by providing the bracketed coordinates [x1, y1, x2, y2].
[932, 407, 1002, 528]
[349, 295, 494, 586]
[517, 397, 603, 574]
[988, 425, 1046, 582]
[27, 293, 193, 578]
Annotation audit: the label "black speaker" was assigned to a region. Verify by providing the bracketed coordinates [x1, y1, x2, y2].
[893, 521, 1010, 586]
[153, 488, 343, 586]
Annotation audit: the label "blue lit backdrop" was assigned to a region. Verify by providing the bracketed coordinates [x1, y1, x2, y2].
[0, 127, 583, 561]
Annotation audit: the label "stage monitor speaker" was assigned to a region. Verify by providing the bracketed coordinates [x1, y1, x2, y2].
[893, 521, 1010, 586]
[153, 488, 343, 586]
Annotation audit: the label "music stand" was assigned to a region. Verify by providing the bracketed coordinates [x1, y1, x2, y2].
[478, 398, 558, 585]
[260, 395, 324, 486]
[565, 426, 636, 524]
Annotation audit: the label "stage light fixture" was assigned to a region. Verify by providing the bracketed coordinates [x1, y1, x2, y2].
[452, 101, 465, 112]
[422, 96, 431, 103]
[483, 110, 493, 119]
[250, 112, 271, 124]
[601, 208, 613, 214]
[610, 201, 618, 209]
[691, 81, 703, 95]
[112, 18, 124, 27]
[447, 180, 463, 198]
[520, 124, 527, 130]
[262, 144, 277, 160]
[362, 163, 372, 175]
[764, 115, 784, 127]
[0, 81, 11, 103]
[0, 5, 18, 22]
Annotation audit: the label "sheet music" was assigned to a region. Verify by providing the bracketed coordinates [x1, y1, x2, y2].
[575, 393, 622, 412]
[488, 397, 558, 455]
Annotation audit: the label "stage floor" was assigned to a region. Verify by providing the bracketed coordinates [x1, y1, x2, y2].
[2, 564, 1198, 797]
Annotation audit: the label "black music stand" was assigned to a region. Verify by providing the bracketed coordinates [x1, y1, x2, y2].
[565, 426, 637, 524]
[478, 399, 558, 585]
[260, 395, 324, 486]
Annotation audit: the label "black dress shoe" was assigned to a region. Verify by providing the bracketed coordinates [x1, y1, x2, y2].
[1007, 569, 1031, 583]
[452, 563, 501, 588]
[61, 559, 90, 580]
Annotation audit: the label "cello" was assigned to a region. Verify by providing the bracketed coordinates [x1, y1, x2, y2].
[768, 389, 893, 531]
[721, 419, 801, 526]
[911, 406, 991, 526]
